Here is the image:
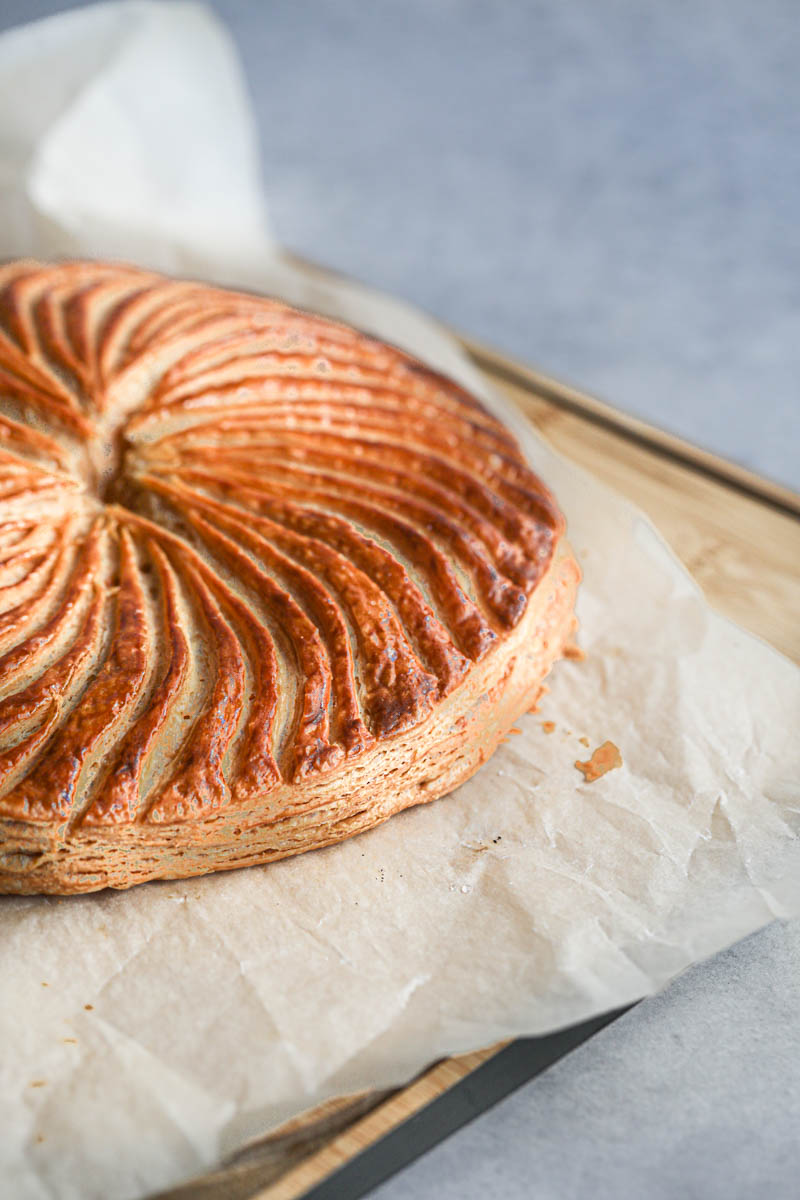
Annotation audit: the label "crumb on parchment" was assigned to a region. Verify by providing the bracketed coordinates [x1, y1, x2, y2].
[527, 683, 549, 714]
[575, 741, 623, 782]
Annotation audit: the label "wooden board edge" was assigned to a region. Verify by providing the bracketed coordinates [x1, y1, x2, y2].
[148, 1093, 394, 1200]
[463, 335, 800, 520]
[248, 1044, 508, 1200]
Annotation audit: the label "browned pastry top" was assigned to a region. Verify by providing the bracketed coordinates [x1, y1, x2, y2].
[0, 260, 563, 833]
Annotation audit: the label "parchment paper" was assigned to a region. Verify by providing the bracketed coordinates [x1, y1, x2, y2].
[0, 6, 798, 1200]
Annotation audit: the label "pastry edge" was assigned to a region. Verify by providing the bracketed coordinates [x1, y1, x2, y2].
[0, 547, 580, 894]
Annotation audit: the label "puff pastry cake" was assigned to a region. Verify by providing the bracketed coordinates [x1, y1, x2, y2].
[0, 260, 579, 894]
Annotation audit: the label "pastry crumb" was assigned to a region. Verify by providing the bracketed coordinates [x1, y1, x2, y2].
[563, 642, 586, 661]
[575, 741, 623, 782]
[579, 736, 590, 747]
[541, 721, 556, 734]
[528, 684, 549, 714]
[29, 1080, 46, 1088]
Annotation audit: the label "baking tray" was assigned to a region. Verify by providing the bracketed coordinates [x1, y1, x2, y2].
[153, 331, 800, 1200]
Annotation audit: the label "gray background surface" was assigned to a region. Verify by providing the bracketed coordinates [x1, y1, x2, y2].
[2, 3, 799, 1199]
[4, 0, 800, 488]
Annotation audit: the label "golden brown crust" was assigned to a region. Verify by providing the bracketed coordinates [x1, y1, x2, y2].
[0, 260, 578, 894]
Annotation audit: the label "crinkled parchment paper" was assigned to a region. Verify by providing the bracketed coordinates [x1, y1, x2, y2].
[0, 6, 798, 1199]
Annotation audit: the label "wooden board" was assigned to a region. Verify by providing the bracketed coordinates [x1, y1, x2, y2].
[156, 338, 800, 1200]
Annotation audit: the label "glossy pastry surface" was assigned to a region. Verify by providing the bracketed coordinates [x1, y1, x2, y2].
[0, 261, 579, 893]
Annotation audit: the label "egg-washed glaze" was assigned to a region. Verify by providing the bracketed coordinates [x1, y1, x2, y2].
[0, 260, 579, 893]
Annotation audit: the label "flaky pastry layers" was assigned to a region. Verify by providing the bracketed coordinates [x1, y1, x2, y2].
[0, 260, 579, 893]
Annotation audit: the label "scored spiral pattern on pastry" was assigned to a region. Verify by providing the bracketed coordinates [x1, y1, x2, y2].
[0, 260, 573, 886]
